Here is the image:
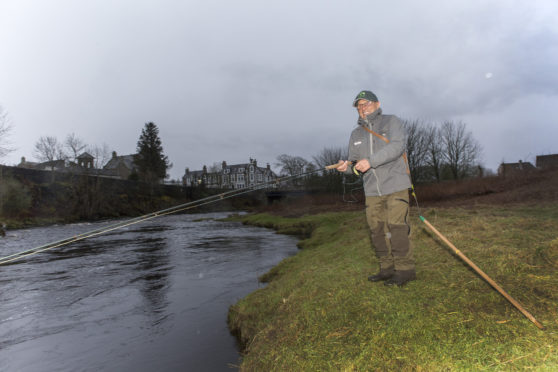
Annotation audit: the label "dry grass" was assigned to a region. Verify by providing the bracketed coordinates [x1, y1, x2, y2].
[228, 203, 558, 371]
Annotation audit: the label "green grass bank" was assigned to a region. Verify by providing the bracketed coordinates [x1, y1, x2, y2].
[228, 204, 558, 371]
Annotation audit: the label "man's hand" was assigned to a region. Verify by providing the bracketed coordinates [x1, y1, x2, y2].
[335, 160, 349, 172]
[354, 159, 371, 173]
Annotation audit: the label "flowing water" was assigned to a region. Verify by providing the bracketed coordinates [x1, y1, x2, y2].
[0, 212, 300, 371]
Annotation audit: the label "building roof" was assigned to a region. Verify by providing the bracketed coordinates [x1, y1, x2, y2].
[184, 159, 277, 178]
[227, 163, 272, 174]
[77, 152, 95, 160]
[103, 154, 136, 170]
[185, 170, 205, 177]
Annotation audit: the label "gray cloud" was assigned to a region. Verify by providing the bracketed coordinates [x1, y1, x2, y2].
[1, 0, 558, 178]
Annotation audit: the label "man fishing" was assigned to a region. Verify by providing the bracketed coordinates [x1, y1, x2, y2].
[335, 90, 416, 287]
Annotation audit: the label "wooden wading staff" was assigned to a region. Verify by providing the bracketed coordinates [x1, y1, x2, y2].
[419, 215, 545, 330]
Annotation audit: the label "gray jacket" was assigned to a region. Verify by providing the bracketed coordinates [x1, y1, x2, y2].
[347, 108, 411, 197]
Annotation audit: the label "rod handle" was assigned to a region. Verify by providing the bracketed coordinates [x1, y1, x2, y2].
[325, 161, 344, 170]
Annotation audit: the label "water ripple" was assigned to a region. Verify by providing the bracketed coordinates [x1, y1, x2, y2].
[0, 212, 299, 372]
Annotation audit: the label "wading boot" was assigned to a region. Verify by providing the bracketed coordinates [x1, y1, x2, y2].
[384, 270, 416, 287]
[367, 267, 395, 282]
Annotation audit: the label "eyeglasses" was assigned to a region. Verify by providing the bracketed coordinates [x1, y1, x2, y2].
[356, 100, 372, 109]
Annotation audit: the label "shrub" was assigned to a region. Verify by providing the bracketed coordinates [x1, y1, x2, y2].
[0, 177, 32, 217]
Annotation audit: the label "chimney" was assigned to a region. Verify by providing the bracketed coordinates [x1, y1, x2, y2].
[21, 156, 26, 164]
[203, 165, 207, 174]
[222, 160, 227, 169]
[112, 151, 117, 159]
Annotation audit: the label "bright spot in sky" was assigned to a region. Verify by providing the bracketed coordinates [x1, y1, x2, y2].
[485, 72, 493, 79]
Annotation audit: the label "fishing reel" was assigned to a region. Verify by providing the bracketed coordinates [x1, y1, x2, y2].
[349, 160, 368, 176]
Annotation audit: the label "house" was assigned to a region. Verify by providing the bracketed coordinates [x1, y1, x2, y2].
[18, 156, 75, 172]
[18, 157, 40, 169]
[17, 151, 142, 180]
[102, 152, 138, 179]
[183, 166, 207, 187]
[77, 152, 95, 169]
[536, 154, 558, 170]
[18, 152, 99, 173]
[183, 158, 277, 189]
[497, 160, 536, 177]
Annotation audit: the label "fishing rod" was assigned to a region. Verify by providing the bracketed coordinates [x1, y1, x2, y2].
[4, 161, 545, 329]
[0, 167, 325, 266]
[328, 161, 544, 330]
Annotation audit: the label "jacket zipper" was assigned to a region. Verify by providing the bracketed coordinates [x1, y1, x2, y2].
[368, 127, 382, 196]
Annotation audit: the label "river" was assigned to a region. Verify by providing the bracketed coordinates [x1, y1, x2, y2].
[0, 212, 299, 371]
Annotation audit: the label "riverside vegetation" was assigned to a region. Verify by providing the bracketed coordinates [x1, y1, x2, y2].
[227, 204, 558, 371]
[0, 165, 263, 229]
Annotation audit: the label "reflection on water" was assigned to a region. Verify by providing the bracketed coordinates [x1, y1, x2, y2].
[0, 212, 299, 372]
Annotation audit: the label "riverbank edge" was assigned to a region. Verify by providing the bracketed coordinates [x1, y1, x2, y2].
[225, 211, 369, 366]
[2, 203, 251, 231]
[1, 196, 265, 231]
[227, 213, 331, 318]
[226, 207, 558, 371]
[2, 216, 67, 230]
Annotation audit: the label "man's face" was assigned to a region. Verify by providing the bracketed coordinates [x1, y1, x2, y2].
[356, 99, 380, 119]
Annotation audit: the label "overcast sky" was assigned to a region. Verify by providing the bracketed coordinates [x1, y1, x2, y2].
[1, 0, 557, 180]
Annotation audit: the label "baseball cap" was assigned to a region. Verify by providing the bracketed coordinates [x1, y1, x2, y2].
[353, 90, 378, 107]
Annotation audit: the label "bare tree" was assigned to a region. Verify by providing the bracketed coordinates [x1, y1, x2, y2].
[425, 124, 444, 182]
[88, 143, 112, 169]
[312, 146, 347, 171]
[34, 136, 66, 162]
[0, 105, 15, 160]
[65, 133, 87, 162]
[307, 146, 348, 192]
[275, 154, 311, 177]
[439, 121, 482, 179]
[403, 119, 431, 183]
[208, 162, 222, 173]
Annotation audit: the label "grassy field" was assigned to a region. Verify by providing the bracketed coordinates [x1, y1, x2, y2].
[228, 203, 558, 371]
